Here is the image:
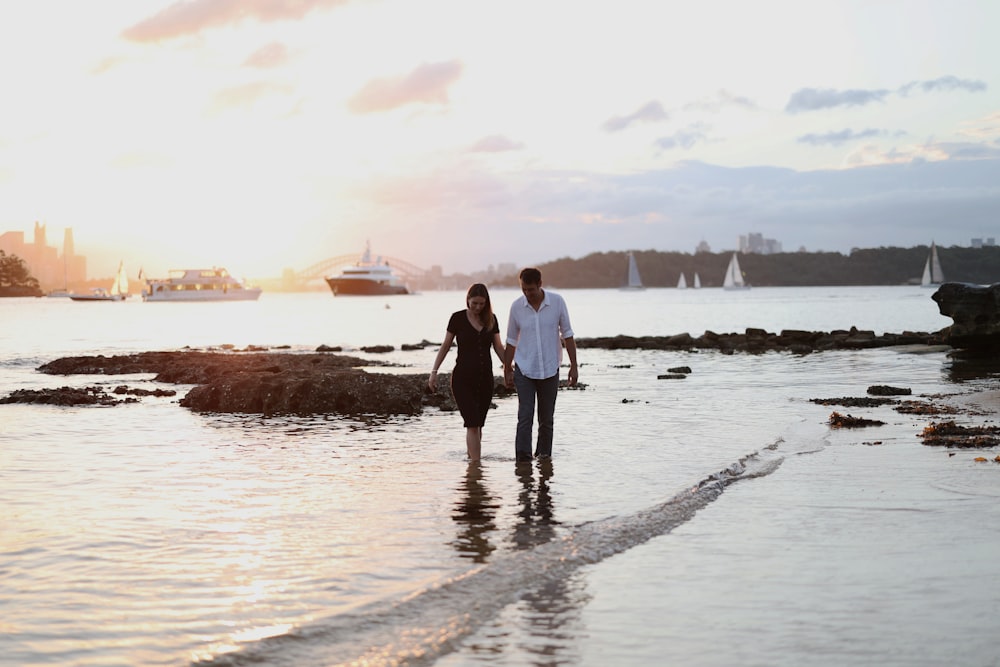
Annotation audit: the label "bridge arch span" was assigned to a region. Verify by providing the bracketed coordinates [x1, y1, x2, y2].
[294, 255, 429, 283]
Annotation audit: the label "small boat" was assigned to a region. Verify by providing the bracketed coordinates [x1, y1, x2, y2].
[620, 251, 645, 291]
[693, 273, 702, 289]
[70, 261, 129, 302]
[47, 289, 72, 298]
[722, 253, 750, 290]
[921, 242, 945, 288]
[325, 243, 409, 296]
[143, 268, 262, 302]
[677, 273, 688, 289]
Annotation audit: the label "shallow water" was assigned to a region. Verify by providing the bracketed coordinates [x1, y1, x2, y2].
[1, 287, 998, 666]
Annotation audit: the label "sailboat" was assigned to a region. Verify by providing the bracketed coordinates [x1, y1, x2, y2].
[677, 273, 688, 289]
[920, 242, 945, 288]
[693, 273, 702, 289]
[722, 253, 750, 290]
[620, 252, 645, 290]
[70, 261, 130, 301]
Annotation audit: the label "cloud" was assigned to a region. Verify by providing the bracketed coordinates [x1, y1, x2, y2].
[348, 152, 1000, 273]
[602, 100, 668, 132]
[122, 0, 350, 42]
[959, 111, 1000, 139]
[243, 42, 290, 69]
[898, 75, 986, 96]
[655, 125, 709, 150]
[787, 76, 986, 113]
[347, 60, 463, 113]
[683, 90, 757, 113]
[209, 80, 294, 111]
[469, 135, 524, 153]
[785, 87, 891, 113]
[798, 128, 887, 146]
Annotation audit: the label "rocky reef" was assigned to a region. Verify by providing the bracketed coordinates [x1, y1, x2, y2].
[576, 327, 942, 354]
[30, 350, 509, 417]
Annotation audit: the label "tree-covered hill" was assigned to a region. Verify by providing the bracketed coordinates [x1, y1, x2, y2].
[0, 250, 43, 297]
[494, 245, 1000, 288]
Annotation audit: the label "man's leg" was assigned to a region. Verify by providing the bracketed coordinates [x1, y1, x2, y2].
[513, 367, 535, 461]
[534, 373, 559, 458]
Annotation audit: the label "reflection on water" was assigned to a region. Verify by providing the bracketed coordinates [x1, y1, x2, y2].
[944, 352, 1000, 382]
[513, 460, 558, 551]
[452, 462, 499, 562]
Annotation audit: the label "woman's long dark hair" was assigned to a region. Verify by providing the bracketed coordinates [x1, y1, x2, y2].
[466, 283, 494, 330]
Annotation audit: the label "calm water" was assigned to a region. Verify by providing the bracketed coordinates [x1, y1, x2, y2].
[2, 287, 999, 666]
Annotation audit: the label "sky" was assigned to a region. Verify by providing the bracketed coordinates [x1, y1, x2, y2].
[1, 0, 999, 279]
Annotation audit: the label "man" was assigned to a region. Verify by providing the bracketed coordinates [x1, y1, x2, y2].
[503, 267, 578, 462]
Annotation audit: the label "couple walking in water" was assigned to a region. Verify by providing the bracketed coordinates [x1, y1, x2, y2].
[427, 268, 579, 462]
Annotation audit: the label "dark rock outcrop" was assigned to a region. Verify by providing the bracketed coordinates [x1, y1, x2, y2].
[867, 385, 911, 396]
[931, 282, 1000, 352]
[577, 327, 943, 354]
[32, 350, 512, 417]
[0, 386, 133, 406]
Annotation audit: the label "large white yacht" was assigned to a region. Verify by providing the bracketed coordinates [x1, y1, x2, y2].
[325, 244, 409, 296]
[143, 268, 262, 302]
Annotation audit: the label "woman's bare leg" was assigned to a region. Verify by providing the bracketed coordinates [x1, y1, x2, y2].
[466, 427, 482, 460]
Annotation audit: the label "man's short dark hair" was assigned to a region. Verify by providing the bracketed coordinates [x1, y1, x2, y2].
[519, 267, 541, 284]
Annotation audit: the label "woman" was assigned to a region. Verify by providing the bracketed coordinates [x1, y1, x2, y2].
[428, 284, 506, 460]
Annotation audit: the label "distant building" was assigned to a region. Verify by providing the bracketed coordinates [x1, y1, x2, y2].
[0, 222, 86, 291]
[739, 232, 782, 254]
[971, 237, 996, 248]
[695, 239, 711, 254]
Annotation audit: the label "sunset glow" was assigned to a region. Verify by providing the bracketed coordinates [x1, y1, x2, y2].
[1, 0, 998, 279]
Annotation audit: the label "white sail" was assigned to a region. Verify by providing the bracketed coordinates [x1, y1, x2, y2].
[677, 273, 687, 289]
[621, 252, 645, 290]
[110, 261, 128, 297]
[723, 253, 749, 290]
[921, 242, 945, 287]
[694, 272, 701, 289]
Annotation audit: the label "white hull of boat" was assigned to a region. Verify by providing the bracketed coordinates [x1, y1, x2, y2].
[70, 261, 130, 302]
[143, 268, 262, 302]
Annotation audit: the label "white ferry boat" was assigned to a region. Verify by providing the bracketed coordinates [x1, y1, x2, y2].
[325, 244, 409, 296]
[143, 268, 262, 302]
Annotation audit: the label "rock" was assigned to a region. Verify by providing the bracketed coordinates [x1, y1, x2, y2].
[32, 350, 513, 417]
[667, 366, 692, 374]
[577, 328, 943, 354]
[867, 385, 912, 396]
[0, 386, 133, 406]
[657, 374, 687, 380]
[932, 282, 1000, 351]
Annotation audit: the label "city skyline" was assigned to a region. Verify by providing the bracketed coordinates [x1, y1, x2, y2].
[1, 1, 998, 278]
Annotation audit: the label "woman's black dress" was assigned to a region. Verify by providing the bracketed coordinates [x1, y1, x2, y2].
[447, 310, 499, 428]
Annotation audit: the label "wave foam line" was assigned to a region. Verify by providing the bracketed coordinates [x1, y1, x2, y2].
[196, 447, 785, 667]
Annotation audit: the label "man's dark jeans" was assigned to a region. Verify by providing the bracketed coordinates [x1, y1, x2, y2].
[513, 367, 559, 460]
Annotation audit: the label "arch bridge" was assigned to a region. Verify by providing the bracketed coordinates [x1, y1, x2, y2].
[291, 254, 430, 284]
